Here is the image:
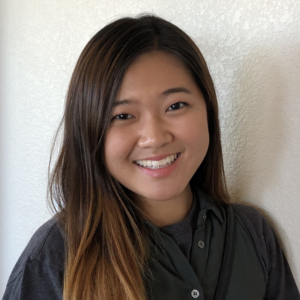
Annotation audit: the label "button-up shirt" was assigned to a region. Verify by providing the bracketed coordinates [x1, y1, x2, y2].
[3, 188, 300, 300]
[144, 188, 296, 300]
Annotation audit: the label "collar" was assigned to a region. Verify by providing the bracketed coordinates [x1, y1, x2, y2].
[144, 186, 224, 233]
[192, 187, 224, 224]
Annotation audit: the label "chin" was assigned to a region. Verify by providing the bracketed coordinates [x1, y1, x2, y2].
[136, 185, 187, 202]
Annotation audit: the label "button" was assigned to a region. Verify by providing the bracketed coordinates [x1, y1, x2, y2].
[203, 214, 206, 221]
[191, 289, 200, 298]
[198, 240, 205, 248]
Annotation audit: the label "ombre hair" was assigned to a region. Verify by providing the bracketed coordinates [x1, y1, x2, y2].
[48, 14, 229, 300]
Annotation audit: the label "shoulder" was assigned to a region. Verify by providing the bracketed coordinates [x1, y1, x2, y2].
[232, 203, 266, 226]
[231, 203, 278, 249]
[4, 216, 65, 295]
[231, 203, 269, 245]
[231, 203, 272, 273]
[231, 203, 300, 299]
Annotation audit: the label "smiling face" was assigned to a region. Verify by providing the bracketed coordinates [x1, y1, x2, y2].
[105, 51, 209, 207]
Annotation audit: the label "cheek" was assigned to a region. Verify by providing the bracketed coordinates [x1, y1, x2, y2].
[176, 114, 209, 153]
[195, 119, 210, 150]
[105, 128, 135, 164]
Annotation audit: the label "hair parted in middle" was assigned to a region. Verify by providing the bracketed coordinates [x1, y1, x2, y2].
[49, 14, 229, 300]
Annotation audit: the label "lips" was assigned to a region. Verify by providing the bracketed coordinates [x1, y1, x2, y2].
[134, 152, 181, 178]
[136, 153, 180, 169]
[134, 152, 181, 162]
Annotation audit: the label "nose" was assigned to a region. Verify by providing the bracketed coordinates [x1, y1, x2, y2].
[137, 115, 173, 149]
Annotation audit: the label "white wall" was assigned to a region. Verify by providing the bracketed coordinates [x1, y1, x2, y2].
[1, 0, 300, 295]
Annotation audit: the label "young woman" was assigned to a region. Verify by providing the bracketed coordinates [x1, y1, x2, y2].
[3, 15, 299, 300]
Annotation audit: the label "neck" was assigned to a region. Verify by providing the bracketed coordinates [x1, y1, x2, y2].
[138, 184, 193, 227]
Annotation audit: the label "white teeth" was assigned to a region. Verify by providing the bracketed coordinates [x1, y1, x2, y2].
[135, 153, 179, 169]
[160, 158, 166, 166]
[153, 161, 159, 168]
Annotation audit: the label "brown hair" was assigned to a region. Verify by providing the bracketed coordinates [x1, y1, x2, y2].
[48, 14, 229, 300]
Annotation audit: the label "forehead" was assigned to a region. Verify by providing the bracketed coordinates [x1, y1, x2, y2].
[117, 51, 197, 98]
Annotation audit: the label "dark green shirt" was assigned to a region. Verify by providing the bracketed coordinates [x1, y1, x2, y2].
[3, 187, 300, 300]
[145, 188, 266, 300]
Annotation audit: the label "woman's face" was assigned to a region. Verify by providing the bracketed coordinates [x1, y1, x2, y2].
[105, 51, 209, 204]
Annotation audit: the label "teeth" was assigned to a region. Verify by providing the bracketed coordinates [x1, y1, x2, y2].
[152, 161, 159, 168]
[160, 158, 166, 166]
[135, 153, 179, 169]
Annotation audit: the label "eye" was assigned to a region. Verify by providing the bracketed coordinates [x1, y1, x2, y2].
[111, 113, 134, 121]
[166, 102, 189, 111]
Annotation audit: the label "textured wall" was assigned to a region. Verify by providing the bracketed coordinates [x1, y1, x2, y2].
[1, 0, 300, 295]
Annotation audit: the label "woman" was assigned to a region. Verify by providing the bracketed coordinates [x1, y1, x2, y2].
[3, 15, 299, 300]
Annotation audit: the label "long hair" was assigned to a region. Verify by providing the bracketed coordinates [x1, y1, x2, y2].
[48, 14, 229, 300]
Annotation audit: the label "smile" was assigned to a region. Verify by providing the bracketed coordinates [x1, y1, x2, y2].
[135, 153, 180, 169]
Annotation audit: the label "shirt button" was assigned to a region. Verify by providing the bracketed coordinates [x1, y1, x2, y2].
[191, 289, 200, 298]
[198, 240, 205, 248]
[203, 214, 206, 221]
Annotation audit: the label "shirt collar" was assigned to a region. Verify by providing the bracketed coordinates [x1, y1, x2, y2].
[144, 186, 224, 234]
[192, 186, 224, 224]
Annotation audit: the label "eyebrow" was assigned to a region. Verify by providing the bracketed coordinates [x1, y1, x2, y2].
[113, 87, 191, 108]
[161, 87, 191, 96]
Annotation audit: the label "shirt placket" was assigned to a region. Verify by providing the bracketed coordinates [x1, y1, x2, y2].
[160, 233, 206, 300]
[190, 208, 210, 287]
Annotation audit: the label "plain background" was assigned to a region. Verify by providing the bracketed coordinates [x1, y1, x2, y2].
[1, 0, 300, 295]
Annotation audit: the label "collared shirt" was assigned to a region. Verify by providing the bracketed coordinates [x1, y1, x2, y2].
[145, 187, 266, 300]
[3, 187, 300, 300]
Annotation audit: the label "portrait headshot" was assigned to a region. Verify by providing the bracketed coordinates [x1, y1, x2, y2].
[1, 1, 300, 299]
